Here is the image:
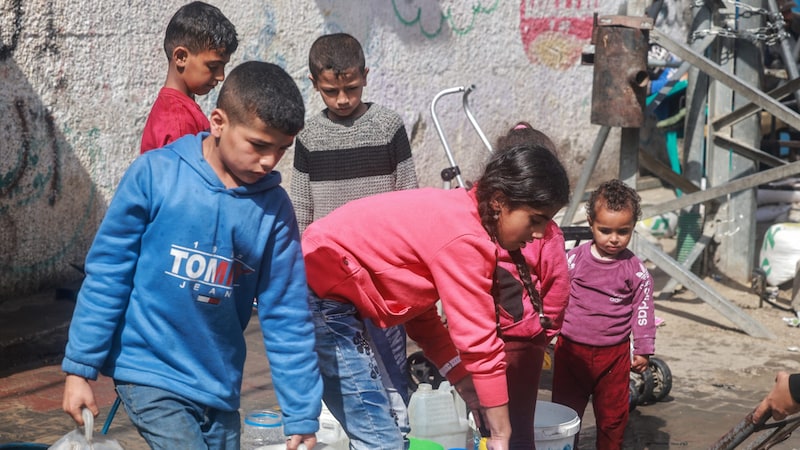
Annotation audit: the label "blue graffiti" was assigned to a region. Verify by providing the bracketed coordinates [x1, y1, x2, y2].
[242, 4, 278, 62]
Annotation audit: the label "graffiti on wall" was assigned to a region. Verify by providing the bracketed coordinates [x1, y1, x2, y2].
[0, 0, 99, 294]
[391, 0, 499, 38]
[1, 100, 60, 207]
[0, 96, 98, 280]
[519, 0, 598, 70]
[0, 0, 22, 60]
[1, 0, 60, 61]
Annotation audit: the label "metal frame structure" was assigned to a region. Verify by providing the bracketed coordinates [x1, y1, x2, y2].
[565, 0, 800, 339]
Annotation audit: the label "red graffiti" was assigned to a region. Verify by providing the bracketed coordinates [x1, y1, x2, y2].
[519, 0, 598, 70]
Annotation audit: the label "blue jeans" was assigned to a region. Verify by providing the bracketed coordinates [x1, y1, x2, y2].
[308, 291, 408, 450]
[115, 383, 240, 450]
[365, 320, 410, 406]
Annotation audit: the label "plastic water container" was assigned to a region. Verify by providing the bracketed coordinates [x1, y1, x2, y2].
[241, 409, 284, 450]
[408, 382, 469, 450]
[467, 412, 487, 450]
[468, 401, 580, 450]
[242, 410, 344, 450]
[533, 401, 580, 450]
[408, 437, 445, 450]
[316, 402, 349, 450]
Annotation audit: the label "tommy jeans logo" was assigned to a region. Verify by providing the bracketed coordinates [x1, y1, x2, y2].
[166, 244, 254, 303]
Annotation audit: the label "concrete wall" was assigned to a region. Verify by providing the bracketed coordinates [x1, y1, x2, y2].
[0, 0, 687, 298]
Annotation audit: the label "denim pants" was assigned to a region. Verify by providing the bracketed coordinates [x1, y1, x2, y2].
[308, 291, 408, 450]
[115, 383, 240, 450]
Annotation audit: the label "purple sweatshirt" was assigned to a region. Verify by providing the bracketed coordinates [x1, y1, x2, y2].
[561, 241, 656, 355]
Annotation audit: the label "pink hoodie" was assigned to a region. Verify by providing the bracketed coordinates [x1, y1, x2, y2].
[302, 187, 509, 407]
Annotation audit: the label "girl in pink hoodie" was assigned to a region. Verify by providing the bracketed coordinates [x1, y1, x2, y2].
[302, 134, 570, 450]
[493, 123, 570, 449]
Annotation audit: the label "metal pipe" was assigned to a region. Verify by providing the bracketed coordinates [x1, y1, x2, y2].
[651, 28, 800, 132]
[560, 125, 611, 226]
[766, 0, 800, 107]
[462, 85, 494, 154]
[431, 86, 467, 188]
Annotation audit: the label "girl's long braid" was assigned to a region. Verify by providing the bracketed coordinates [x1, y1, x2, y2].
[509, 249, 553, 329]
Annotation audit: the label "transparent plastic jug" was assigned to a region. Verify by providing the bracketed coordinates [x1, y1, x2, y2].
[408, 382, 469, 449]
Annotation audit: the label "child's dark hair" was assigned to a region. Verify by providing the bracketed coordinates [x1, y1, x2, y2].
[164, 1, 238, 60]
[217, 62, 305, 136]
[308, 33, 366, 79]
[475, 144, 570, 239]
[495, 122, 557, 155]
[586, 179, 642, 222]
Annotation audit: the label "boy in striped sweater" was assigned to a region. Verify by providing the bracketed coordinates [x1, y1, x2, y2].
[290, 32, 418, 444]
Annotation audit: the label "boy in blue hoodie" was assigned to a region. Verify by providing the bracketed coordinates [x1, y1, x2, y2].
[60, 61, 322, 450]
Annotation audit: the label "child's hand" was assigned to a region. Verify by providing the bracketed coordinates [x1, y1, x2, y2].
[631, 354, 650, 373]
[487, 435, 510, 450]
[62, 374, 98, 425]
[287, 433, 316, 450]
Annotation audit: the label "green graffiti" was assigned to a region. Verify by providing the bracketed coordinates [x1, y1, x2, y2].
[0, 140, 27, 194]
[391, 0, 499, 38]
[86, 127, 103, 164]
[1, 134, 55, 208]
[1, 120, 100, 274]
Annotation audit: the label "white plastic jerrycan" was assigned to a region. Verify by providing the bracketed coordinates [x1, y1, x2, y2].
[408, 382, 469, 449]
[316, 402, 349, 450]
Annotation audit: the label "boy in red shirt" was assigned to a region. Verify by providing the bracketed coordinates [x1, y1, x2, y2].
[140, 1, 238, 153]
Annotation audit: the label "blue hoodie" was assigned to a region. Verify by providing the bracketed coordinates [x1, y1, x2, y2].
[62, 132, 322, 435]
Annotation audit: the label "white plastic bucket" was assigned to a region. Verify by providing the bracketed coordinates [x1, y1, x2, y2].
[534, 401, 580, 450]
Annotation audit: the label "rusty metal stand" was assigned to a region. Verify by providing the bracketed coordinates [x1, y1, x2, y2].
[569, 0, 800, 339]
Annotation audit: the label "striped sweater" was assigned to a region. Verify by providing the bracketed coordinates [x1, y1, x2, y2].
[290, 103, 418, 232]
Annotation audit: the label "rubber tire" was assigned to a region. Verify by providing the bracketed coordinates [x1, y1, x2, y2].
[406, 351, 444, 391]
[639, 365, 656, 404]
[648, 357, 673, 401]
[628, 378, 639, 411]
[630, 368, 655, 405]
